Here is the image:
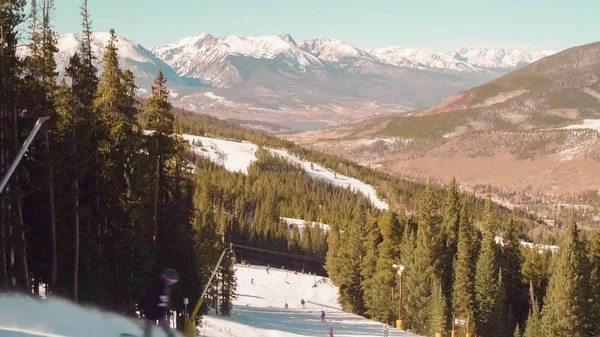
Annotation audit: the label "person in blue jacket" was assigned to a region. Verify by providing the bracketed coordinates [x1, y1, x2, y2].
[138, 268, 179, 337]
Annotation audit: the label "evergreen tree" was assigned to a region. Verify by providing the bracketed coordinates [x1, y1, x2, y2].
[474, 186, 505, 337]
[540, 217, 591, 337]
[428, 278, 447, 335]
[452, 202, 476, 322]
[337, 202, 367, 315]
[441, 177, 460, 324]
[403, 183, 440, 334]
[360, 210, 379, 317]
[219, 248, 237, 316]
[513, 323, 521, 337]
[369, 210, 402, 323]
[588, 232, 600, 335]
[144, 70, 174, 245]
[502, 217, 528, 330]
[523, 292, 542, 337]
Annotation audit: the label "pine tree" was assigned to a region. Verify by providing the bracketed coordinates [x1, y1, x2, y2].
[144, 70, 174, 245]
[403, 183, 440, 334]
[523, 289, 542, 337]
[474, 186, 505, 337]
[369, 210, 402, 323]
[452, 202, 476, 322]
[219, 249, 237, 316]
[540, 217, 591, 337]
[360, 210, 379, 317]
[502, 217, 528, 330]
[0, 0, 28, 290]
[337, 202, 367, 315]
[513, 323, 521, 337]
[441, 177, 460, 322]
[428, 278, 447, 335]
[588, 231, 600, 335]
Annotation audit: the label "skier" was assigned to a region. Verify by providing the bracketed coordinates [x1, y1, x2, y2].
[138, 268, 179, 337]
[251, 278, 253, 284]
[284, 302, 288, 309]
[301, 298, 305, 308]
[320, 310, 326, 322]
[329, 327, 334, 337]
[383, 323, 389, 337]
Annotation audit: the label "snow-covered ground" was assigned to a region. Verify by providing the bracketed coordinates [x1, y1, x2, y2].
[268, 148, 389, 210]
[201, 264, 418, 337]
[182, 134, 258, 174]
[180, 134, 389, 210]
[0, 293, 180, 337]
[281, 217, 330, 233]
[0, 264, 420, 337]
[495, 236, 559, 254]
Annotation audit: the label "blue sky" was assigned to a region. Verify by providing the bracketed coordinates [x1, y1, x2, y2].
[52, 0, 597, 51]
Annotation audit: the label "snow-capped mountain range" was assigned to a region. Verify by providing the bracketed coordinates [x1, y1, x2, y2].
[151, 32, 554, 86]
[32, 31, 556, 129]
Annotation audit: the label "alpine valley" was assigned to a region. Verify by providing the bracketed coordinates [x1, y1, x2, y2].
[34, 32, 553, 131]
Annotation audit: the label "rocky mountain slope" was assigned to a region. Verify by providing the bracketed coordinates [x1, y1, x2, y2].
[285, 41, 600, 226]
[34, 32, 552, 130]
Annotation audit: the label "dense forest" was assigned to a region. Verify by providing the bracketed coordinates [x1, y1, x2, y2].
[2, 1, 600, 337]
[0, 0, 231, 325]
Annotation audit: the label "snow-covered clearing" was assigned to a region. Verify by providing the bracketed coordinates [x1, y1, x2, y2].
[182, 134, 258, 174]
[179, 134, 389, 210]
[495, 236, 559, 254]
[268, 148, 389, 210]
[201, 264, 418, 337]
[281, 217, 330, 234]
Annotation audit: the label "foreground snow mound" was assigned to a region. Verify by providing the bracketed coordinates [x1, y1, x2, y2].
[0, 293, 181, 337]
[200, 264, 419, 337]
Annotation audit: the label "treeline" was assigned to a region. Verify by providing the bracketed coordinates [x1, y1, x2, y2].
[165, 102, 554, 245]
[0, 0, 230, 321]
[326, 180, 600, 337]
[190, 148, 384, 274]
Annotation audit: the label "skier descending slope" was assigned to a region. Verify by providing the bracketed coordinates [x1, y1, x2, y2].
[137, 268, 179, 337]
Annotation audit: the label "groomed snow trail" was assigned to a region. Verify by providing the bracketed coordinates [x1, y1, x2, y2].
[200, 264, 419, 337]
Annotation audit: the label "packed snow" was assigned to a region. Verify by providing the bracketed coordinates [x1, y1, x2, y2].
[201, 264, 419, 337]
[268, 148, 389, 210]
[0, 264, 420, 337]
[281, 217, 330, 233]
[0, 293, 180, 337]
[182, 134, 258, 174]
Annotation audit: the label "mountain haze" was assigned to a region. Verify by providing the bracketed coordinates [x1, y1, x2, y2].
[38, 31, 553, 130]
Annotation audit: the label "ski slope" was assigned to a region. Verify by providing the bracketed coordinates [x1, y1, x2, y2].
[0, 293, 181, 337]
[268, 148, 388, 210]
[180, 134, 389, 210]
[182, 134, 258, 174]
[200, 264, 419, 337]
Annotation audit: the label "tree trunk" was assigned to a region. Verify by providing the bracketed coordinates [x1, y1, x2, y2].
[16, 182, 30, 292]
[153, 138, 159, 244]
[45, 130, 57, 292]
[73, 111, 80, 303]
